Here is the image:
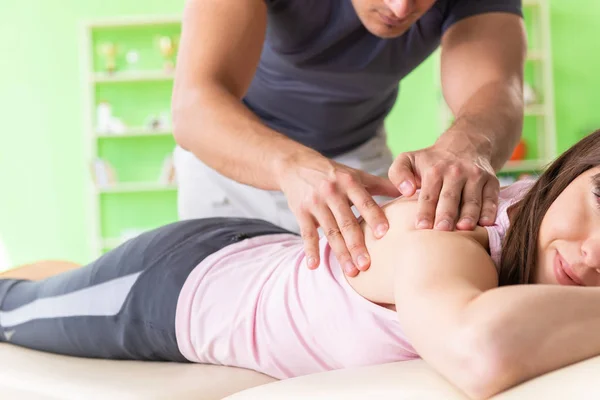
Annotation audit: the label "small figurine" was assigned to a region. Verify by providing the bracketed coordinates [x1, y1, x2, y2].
[125, 50, 140, 68]
[90, 158, 117, 187]
[145, 111, 171, 131]
[157, 35, 178, 72]
[96, 101, 126, 134]
[158, 153, 177, 185]
[523, 83, 537, 106]
[510, 139, 527, 161]
[97, 42, 118, 74]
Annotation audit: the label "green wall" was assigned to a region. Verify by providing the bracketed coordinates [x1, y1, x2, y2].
[0, 0, 597, 266]
[0, 0, 184, 266]
[386, 0, 600, 155]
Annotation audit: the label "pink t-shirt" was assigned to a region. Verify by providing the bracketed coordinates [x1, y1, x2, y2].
[175, 180, 533, 379]
[483, 179, 534, 271]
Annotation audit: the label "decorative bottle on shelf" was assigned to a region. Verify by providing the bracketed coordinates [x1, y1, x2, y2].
[97, 42, 118, 74]
[157, 36, 178, 73]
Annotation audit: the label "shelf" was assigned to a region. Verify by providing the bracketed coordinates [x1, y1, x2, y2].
[526, 50, 544, 61]
[500, 159, 549, 173]
[86, 15, 181, 29]
[95, 128, 172, 138]
[97, 182, 177, 194]
[92, 70, 174, 83]
[524, 104, 546, 116]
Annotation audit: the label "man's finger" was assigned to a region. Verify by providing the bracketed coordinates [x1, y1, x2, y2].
[456, 172, 486, 231]
[327, 191, 371, 271]
[433, 166, 466, 231]
[313, 204, 359, 277]
[298, 213, 321, 270]
[360, 172, 402, 199]
[348, 184, 390, 241]
[415, 166, 444, 229]
[388, 153, 417, 196]
[479, 178, 500, 226]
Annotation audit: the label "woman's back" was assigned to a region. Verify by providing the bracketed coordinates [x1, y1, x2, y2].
[175, 232, 418, 379]
[175, 180, 532, 379]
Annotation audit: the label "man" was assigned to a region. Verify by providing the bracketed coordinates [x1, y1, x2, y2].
[171, 0, 526, 276]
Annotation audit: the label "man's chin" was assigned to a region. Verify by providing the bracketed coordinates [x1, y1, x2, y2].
[363, 22, 408, 39]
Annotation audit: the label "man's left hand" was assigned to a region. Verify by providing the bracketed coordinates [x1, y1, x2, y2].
[389, 144, 499, 231]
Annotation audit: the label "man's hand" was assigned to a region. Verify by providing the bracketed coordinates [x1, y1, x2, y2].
[389, 144, 499, 231]
[276, 153, 400, 277]
[389, 11, 525, 232]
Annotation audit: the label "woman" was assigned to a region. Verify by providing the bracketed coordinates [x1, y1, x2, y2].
[1, 130, 600, 400]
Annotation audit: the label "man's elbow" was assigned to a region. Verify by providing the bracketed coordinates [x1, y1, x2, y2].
[453, 323, 522, 400]
[171, 90, 194, 151]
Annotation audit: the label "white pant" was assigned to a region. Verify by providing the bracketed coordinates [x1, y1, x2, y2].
[174, 130, 394, 233]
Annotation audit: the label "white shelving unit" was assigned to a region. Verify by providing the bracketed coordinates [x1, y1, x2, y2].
[95, 182, 178, 194]
[92, 70, 174, 83]
[81, 15, 182, 258]
[95, 128, 172, 138]
[437, 0, 556, 175]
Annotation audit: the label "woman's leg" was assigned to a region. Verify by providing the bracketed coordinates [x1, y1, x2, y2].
[0, 217, 294, 361]
[0, 260, 81, 280]
[0, 225, 195, 361]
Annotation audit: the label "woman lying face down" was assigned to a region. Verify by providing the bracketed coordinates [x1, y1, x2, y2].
[1, 130, 600, 400]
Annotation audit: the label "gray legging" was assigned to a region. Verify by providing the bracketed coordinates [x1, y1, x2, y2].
[0, 218, 293, 361]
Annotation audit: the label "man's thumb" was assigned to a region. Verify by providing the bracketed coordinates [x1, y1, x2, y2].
[388, 153, 417, 196]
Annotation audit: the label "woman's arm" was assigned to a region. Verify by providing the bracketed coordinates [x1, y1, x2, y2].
[393, 231, 600, 399]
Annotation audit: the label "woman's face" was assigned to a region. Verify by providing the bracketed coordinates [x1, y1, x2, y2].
[533, 167, 600, 286]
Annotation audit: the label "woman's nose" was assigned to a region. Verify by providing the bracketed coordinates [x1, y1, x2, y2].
[581, 235, 600, 270]
[383, 0, 414, 19]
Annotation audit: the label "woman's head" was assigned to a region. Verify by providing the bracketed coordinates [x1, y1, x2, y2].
[500, 129, 600, 286]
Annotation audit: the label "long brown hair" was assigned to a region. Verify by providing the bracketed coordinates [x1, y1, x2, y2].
[499, 129, 600, 286]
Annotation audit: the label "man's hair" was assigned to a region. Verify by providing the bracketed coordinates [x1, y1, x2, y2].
[499, 129, 600, 285]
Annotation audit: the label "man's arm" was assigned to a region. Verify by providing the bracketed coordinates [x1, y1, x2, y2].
[172, 0, 303, 191]
[439, 12, 527, 170]
[172, 0, 398, 275]
[389, 11, 527, 231]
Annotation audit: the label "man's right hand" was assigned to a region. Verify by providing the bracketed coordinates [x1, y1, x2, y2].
[276, 152, 400, 277]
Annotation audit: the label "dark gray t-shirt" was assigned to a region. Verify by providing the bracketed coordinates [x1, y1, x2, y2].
[243, 0, 522, 157]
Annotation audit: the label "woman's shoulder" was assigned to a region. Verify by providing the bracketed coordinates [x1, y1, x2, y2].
[350, 196, 493, 306]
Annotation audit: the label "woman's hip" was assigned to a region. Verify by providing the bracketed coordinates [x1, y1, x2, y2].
[0, 217, 293, 361]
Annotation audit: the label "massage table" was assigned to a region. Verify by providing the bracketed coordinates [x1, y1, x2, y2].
[0, 343, 598, 399]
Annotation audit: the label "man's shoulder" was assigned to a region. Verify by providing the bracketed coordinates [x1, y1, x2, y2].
[436, 0, 523, 33]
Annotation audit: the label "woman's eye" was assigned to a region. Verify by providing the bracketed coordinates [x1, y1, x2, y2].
[594, 191, 600, 208]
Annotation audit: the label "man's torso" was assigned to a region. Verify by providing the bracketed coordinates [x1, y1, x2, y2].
[243, 0, 448, 156]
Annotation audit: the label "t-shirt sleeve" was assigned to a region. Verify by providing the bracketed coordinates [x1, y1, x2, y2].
[263, 0, 291, 13]
[441, 0, 523, 34]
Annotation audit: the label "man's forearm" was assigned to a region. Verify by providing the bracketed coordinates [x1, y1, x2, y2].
[437, 79, 524, 171]
[172, 83, 320, 191]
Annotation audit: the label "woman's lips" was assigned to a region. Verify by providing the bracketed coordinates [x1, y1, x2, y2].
[554, 252, 584, 286]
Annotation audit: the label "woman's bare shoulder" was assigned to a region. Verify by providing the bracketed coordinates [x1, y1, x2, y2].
[347, 196, 492, 306]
